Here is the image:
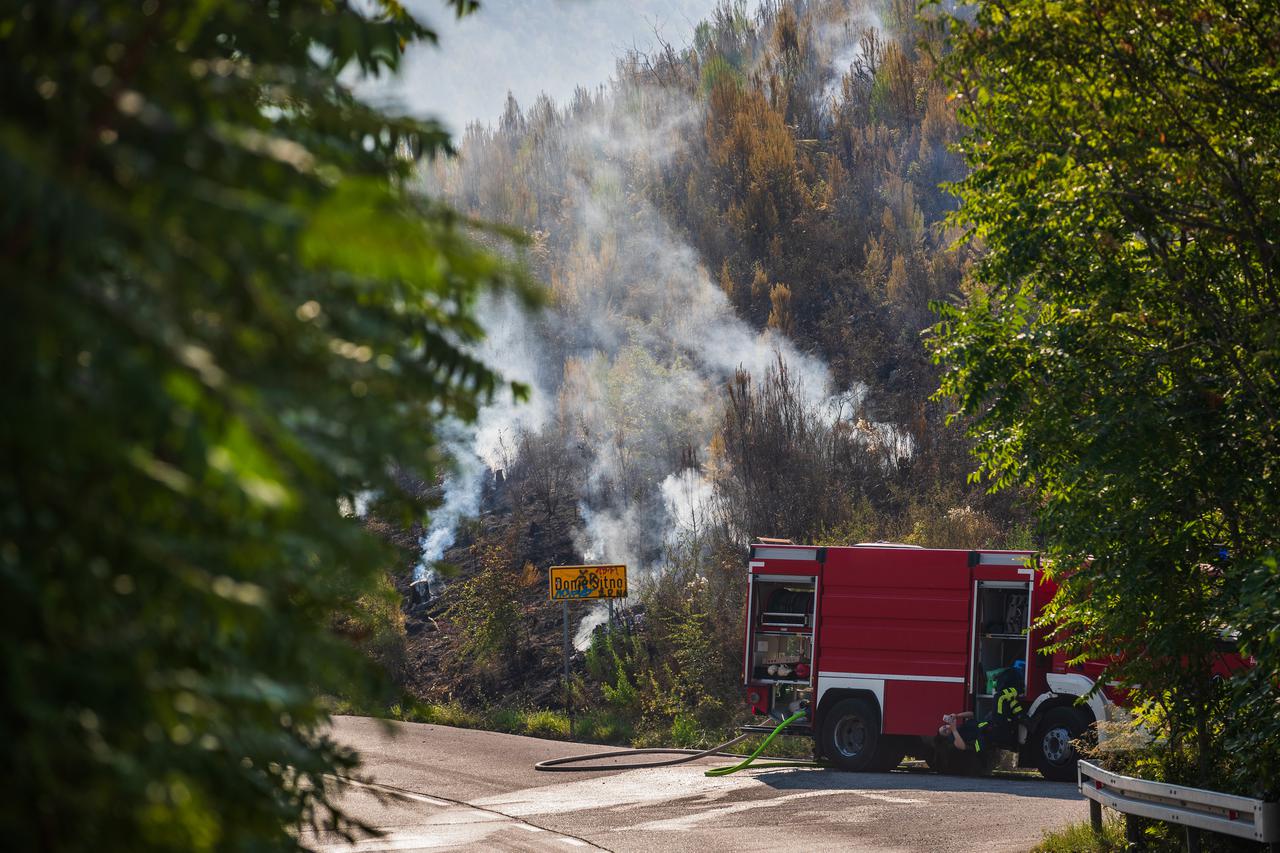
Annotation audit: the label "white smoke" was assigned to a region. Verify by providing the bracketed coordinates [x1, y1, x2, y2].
[413, 1, 911, 599]
[569, 503, 644, 651]
[575, 504, 645, 578]
[413, 293, 550, 582]
[818, 10, 883, 111]
[660, 468, 718, 547]
[823, 381, 914, 468]
[573, 604, 611, 651]
[415, 424, 483, 584]
[544, 91, 833, 578]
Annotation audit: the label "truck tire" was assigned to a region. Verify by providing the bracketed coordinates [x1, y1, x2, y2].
[1033, 706, 1089, 782]
[820, 697, 882, 771]
[870, 737, 908, 772]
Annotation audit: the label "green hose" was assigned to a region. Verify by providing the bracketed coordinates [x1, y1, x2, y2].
[703, 710, 816, 776]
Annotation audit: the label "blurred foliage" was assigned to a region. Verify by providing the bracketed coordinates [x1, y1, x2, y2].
[929, 0, 1280, 793]
[332, 572, 408, 686]
[1, 0, 534, 849]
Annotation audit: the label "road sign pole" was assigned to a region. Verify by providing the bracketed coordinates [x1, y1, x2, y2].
[562, 599, 572, 739]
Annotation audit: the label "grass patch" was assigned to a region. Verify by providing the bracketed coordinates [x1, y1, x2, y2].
[628, 717, 816, 759]
[484, 707, 523, 733]
[1032, 816, 1128, 853]
[751, 731, 816, 759]
[1035, 813, 1227, 852]
[384, 700, 481, 728]
[521, 709, 571, 739]
[669, 715, 701, 748]
[318, 695, 359, 716]
[376, 702, 629, 744]
[574, 709, 635, 744]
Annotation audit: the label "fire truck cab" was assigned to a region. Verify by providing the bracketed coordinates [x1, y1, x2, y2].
[742, 542, 1111, 781]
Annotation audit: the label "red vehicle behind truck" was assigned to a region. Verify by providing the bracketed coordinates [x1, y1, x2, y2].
[742, 541, 1113, 781]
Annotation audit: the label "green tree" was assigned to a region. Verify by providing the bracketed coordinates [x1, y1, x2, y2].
[1, 1, 534, 848]
[929, 0, 1280, 790]
[447, 540, 525, 691]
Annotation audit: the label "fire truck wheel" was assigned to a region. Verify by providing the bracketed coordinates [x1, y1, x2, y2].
[820, 697, 882, 771]
[870, 737, 908, 772]
[1033, 706, 1088, 782]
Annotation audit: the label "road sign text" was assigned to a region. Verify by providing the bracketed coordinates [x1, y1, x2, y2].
[549, 564, 628, 600]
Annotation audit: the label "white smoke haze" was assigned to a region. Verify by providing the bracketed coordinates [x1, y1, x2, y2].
[821, 381, 914, 468]
[535, 88, 839, 581]
[413, 420, 484, 583]
[660, 468, 718, 547]
[817, 7, 885, 110]
[411, 0, 913, 601]
[571, 502, 649, 651]
[573, 606, 610, 650]
[413, 293, 550, 581]
[469, 294, 552, 469]
[575, 504, 645, 580]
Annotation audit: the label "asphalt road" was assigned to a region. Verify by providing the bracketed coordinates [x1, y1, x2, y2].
[301, 716, 1085, 853]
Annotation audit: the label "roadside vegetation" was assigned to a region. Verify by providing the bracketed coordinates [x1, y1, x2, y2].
[326, 691, 827, 759]
[932, 0, 1280, 799]
[1033, 817, 1129, 853]
[1035, 811, 1262, 853]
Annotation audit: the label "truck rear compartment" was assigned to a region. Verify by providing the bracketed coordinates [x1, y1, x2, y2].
[746, 576, 816, 726]
[972, 581, 1031, 721]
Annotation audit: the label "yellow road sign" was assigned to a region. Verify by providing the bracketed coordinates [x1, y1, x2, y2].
[549, 564, 627, 601]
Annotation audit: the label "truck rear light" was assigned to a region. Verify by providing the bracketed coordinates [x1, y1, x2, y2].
[747, 689, 761, 705]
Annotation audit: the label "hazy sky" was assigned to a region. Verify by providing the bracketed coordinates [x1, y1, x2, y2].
[362, 0, 723, 135]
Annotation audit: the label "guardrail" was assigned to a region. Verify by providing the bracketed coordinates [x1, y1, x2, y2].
[1078, 760, 1279, 852]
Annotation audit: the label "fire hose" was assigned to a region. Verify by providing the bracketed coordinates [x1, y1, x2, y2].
[533, 710, 817, 776]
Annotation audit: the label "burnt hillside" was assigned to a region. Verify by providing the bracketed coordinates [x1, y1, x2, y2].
[378, 0, 1034, 741]
[395, 472, 589, 708]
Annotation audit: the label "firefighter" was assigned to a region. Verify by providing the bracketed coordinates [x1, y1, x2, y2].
[996, 685, 1024, 718]
[988, 660, 1028, 746]
[939, 666, 1028, 754]
[939, 712, 992, 753]
[993, 660, 1027, 721]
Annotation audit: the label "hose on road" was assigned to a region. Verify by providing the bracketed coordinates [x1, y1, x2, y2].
[534, 710, 818, 777]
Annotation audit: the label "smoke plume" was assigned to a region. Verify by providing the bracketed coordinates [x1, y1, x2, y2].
[413, 2, 912, 616]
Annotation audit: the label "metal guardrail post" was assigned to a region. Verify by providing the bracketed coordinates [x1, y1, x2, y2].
[1125, 813, 1142, 849]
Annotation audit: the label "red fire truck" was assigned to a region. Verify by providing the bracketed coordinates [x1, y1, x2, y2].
[742, 541, 1113, 781]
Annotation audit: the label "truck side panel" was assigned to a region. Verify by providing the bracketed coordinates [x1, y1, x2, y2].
[884, 680, 963, 735]
[816, 548, 972, 736]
